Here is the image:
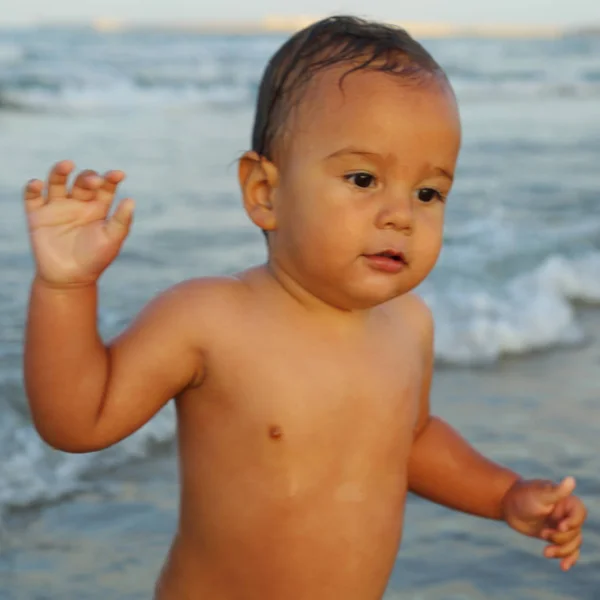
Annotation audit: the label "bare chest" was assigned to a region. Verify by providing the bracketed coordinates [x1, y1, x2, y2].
[191, 322, 423, 467]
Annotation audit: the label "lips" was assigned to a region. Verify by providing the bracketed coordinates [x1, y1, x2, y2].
[372, 250, 407, 265]
[363, 249, 408, 274]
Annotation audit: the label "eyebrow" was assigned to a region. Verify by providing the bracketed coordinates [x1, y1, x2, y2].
[326, 147, 380, 160]
[431, 166, 454, 182]
[326, 147, 454, 182]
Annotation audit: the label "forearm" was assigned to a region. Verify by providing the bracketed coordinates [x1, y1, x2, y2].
[24, 277, 109, 447]
[407, 416, 521, 520]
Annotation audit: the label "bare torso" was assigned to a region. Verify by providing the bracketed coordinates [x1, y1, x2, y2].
[155, 270, 426, 599]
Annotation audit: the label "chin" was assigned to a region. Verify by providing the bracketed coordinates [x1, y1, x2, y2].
[300, 265, 424, 311]
[367, 273, 421, 300]
[339, 281, 416, 310]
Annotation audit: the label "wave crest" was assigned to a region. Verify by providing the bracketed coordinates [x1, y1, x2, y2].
[426, 253, 600, 365]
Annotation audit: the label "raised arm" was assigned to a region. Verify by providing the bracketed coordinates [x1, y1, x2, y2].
[23, 162, 204, 452]
[25, 279, 205, 452]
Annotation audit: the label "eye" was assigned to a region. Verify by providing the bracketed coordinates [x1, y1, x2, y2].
[345, 172, 377, 189]
[417, 188, 445, 203]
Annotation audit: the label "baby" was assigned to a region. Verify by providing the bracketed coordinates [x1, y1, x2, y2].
[22, 15, 586, 600]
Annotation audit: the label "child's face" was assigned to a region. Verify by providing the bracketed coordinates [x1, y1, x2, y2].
[262, 66, 461, 310]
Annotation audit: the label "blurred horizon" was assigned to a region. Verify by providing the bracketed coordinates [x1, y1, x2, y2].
[0, 15, 599, 38]
[1, 0, 599, 28]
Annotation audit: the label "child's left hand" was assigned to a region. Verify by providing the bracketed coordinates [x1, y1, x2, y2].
[502, 476, 587, 571]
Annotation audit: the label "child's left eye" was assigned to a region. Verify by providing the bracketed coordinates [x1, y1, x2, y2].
[417, 188, 445, 203]
[345, 172, 376, 189]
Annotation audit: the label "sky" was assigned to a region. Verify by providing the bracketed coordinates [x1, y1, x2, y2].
[1, 0, 598, 27]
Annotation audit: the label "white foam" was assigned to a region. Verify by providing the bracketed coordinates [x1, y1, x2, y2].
[0, 402, 176, 517]
[532, 253, 600, 302]
[426, 252, 600, 365]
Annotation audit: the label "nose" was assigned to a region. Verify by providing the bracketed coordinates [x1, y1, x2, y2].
[374, 192, 414, 233]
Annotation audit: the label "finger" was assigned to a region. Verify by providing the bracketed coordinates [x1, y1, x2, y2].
[46, 160, 76, 202]
[70, 170, 103, 202]
[559, 501, 588, 532]
[105, 198, 135, 241]
[544, 533, 582, 560]
[546, 528, 580, 546]
[561, 550, 580, 572]
[540, 477, 576, 507]
[542, 499, 579, 538]
[550, 500, 568, 525]
[96, 170, 126, 208]
[23, 179, 46, 212]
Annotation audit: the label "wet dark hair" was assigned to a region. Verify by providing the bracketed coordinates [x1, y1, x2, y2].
[251, 15, 449, 161]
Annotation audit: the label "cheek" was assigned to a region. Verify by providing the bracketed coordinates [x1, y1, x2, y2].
[416, 212, 444, 263]
[309, 197, 367, 257]
[281, 177, 362, 250]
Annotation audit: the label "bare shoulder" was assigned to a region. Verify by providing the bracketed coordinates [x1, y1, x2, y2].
[390, 292, 434, 343]
[148, 276, 249, 316]
[111, 275, 251, 349]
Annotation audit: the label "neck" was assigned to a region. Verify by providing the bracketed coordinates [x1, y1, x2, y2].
[263, 256, 373, 327]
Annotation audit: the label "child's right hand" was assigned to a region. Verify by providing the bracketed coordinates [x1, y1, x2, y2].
[24, 161, 135, 288]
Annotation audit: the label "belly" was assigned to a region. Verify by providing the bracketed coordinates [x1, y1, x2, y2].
[162, 438, 409, 599]
[160, 475, 407, 600]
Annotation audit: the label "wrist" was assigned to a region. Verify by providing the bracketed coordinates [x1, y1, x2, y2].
[33, 273, 98, 292]
[500, 475, 526, 521]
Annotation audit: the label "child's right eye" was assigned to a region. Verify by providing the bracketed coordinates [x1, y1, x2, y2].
[344, 172, 377, 189]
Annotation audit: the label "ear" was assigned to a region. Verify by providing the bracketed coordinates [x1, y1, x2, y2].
[238, 151, 279, 232]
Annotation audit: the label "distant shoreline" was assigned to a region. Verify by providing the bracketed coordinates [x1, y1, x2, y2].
[5, 16, 598, 39]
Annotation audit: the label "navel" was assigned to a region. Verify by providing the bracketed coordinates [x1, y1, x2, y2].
[269, 425, 283, 440]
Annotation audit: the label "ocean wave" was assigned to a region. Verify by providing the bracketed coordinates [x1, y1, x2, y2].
[0, 68, 599, 113]
[0, 399, 176, 517]
[0, 81, 255, 112]
[426, 252, 600, 365]
[453, 80, 600, 101]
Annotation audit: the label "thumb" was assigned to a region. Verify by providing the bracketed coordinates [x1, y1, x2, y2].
[106, 198, 135, 241]
[539, 476, 576, 507]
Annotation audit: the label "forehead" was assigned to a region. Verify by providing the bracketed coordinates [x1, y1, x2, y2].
[283, 65, 461, 165]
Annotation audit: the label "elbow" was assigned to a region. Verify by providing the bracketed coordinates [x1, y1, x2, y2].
[32, 420, 111, 454]
[37, 432, 99, 454]
[43, 438, 104, 454]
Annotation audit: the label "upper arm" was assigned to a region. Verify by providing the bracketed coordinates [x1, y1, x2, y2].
[405, 294, 435, 438]
[88, 278, 228, 450]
